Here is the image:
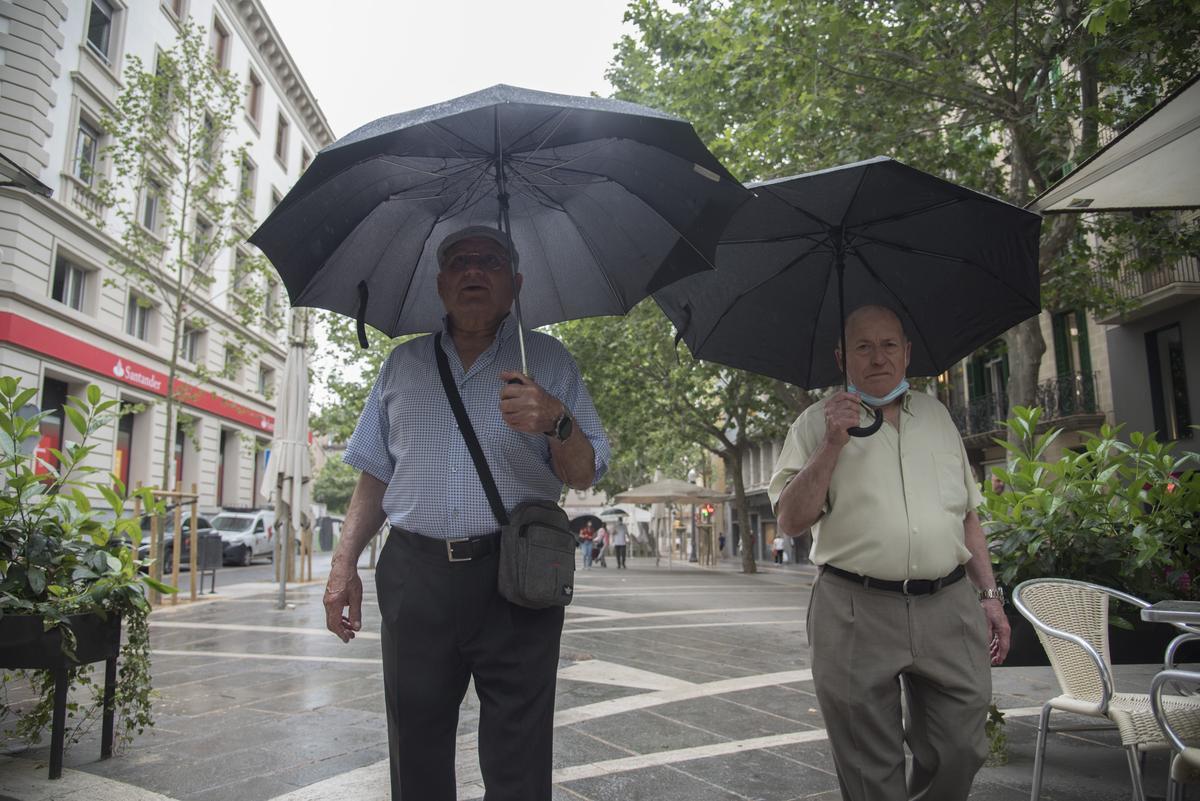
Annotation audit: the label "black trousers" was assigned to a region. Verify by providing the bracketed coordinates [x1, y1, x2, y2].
[614, 544, 627, 568]
[376, 532, 565, 801]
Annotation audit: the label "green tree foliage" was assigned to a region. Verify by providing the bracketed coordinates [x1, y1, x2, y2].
[608, 0, 1200, 412]
[310, 312, 411, 442]
[312, 457, 359, 515]
[90, 19, 283, 493]
[555, 302, 812, 573]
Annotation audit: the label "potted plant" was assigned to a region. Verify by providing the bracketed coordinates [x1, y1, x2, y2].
[0, 376, 173, 766]
[981, 406, 1199, 664]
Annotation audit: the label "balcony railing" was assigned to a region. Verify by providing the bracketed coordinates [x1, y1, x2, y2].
[1100, 251, 1200, 307]
[950, 371, 1101, 438]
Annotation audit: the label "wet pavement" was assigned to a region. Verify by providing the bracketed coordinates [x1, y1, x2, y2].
[0, 549, 1186, 800]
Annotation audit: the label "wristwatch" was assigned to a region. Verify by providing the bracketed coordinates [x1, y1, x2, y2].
[544, 410, 573, 442]
[978, 587, 1005, 604]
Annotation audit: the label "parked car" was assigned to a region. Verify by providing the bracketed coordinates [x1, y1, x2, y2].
[137, 514, 216, 571]
[211, 509, 275, 566]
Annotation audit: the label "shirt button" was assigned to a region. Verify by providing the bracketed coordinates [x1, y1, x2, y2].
[912, 526, 919, 534]
[911, 564, 918, 571]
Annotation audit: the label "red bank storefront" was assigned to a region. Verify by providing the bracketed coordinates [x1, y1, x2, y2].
[1, 312, 275, 508]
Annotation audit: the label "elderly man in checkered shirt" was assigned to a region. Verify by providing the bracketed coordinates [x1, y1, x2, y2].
[323, 226, 610, 801]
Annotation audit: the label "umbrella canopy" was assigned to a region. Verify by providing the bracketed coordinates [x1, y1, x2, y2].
[654, 157, 1043, 390]
[568, 514, 603, 535]
[249, 84, 749, 349]
[615, 478, 730, 505]
[259, 312, 311, 604]
[1031, 73, 1200, 213]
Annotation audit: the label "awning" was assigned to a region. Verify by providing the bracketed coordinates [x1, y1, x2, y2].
[1030, 73, 1200, 213]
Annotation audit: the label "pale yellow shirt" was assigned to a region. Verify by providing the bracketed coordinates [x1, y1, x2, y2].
[767, 391, 982, 581]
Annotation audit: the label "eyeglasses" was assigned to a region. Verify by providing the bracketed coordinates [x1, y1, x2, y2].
[442, 251, 509, 272]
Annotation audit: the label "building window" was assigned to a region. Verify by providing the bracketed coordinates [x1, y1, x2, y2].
[265, 279, 279, 318]
[141, 178, 163, 233]
[126, 293, 151, 340]
[1146, 324, 1193, 441]
[200, 112, 217, 168]
[86, 0, 114, 62]
[270, 187, 283, 211]
[36, 378, 69, 478]
[246, 71, 263, 126]
[51, 255, 87, 312]
[182, 323, 203, 363]
[209, 16, 230, 70]
[174, 423, 186, 485]
[162, 0, 186, 20]
[1051, 310, 1092, 377]
[115, 409, 135, 495]
[257, 365, 275, 399]
[239, 155, 256, 209]
[274, 114, 289, 168]
[224, 345, 241, 380]
[300, 146, 312, 173]
[74, 119, 101, 186]
[193, 216, 213, 263]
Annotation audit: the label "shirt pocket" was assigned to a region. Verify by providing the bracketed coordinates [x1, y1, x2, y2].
[933, 451, 969, 515]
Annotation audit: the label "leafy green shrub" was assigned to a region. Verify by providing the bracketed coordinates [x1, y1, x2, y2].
[0, 376, 173, 751]
[982, 406, 1198, 607]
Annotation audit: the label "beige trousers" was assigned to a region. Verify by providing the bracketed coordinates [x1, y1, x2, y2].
[808, 570, 992, 801]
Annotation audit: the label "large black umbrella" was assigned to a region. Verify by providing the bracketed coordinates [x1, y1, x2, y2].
[654, 156, 1042, 434]
[249, 84, 748, 369]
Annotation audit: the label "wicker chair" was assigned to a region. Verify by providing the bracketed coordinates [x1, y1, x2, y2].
[1013, 579, 1200, 801]
[1151, 668, 1200, 801]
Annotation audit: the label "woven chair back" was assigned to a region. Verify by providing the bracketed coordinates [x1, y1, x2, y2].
[1020, 580, 1112, 703]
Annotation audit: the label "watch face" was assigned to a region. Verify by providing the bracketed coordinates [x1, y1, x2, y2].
[557, 413, 573, 441]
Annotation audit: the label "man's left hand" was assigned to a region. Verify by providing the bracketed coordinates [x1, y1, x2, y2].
[981, 599, 1011, 665]
[499, 371, 562, 435]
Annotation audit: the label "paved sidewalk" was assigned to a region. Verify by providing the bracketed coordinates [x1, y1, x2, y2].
[0, 552, 1186, 801]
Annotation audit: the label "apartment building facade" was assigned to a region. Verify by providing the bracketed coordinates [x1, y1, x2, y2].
[0, 0, 334, 510]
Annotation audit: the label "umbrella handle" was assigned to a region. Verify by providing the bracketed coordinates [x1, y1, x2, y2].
[848, 406, 884, 437]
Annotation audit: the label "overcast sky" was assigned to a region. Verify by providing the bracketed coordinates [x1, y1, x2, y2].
[259, 0, 638, 138]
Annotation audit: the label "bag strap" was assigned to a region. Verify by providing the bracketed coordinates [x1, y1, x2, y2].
[434, 333, 509, 527]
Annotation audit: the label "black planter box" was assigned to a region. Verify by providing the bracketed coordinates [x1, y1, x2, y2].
[0, 612, 122, 779]
[1003, 607, 1199, 667]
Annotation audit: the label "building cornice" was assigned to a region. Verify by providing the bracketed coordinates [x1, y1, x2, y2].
[227, 0, 337, 147]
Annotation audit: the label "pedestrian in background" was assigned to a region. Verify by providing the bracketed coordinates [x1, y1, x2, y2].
[772, 534, 786, 564]
[612, 517, 629, 568]
[579, 520, 596, 569]
[594, 521, 609, 567]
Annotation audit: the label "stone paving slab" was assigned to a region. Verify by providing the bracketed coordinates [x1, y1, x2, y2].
[1, 556, 1194, 800]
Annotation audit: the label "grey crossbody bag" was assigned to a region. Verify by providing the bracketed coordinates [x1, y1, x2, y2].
[434, 334, 577, 609]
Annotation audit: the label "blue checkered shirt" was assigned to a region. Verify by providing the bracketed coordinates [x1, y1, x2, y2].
[344, 316, 610, 540]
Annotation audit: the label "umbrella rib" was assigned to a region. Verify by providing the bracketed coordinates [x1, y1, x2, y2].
[852, 196, 964, 229]
[385, 212, 445, 337]
[848, 231, 972, 264]
[513, 109, 574, 170]
[692, 246, 829, 358]
[852, 248, 939, 371]
[423, 121, 492, 161]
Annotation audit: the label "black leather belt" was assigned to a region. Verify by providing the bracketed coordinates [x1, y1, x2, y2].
[391, 527, 499, 562]
[822, 564, 966, 595]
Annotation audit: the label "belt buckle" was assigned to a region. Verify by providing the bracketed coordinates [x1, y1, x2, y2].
[901, 578, 912, 595]
[446, 539, 472, 562]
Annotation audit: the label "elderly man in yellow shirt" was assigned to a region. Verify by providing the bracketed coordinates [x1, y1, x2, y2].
[769, 304, 1010, 801]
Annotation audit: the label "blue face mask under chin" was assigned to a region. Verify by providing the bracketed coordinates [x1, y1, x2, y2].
[848, 378, 910, 408]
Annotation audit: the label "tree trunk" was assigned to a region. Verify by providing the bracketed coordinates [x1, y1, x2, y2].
[1004, 315, 1046, 448]
[725, 449, 756, 574]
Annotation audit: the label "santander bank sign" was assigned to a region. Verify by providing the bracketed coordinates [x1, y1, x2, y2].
[112, 359, 164, 392]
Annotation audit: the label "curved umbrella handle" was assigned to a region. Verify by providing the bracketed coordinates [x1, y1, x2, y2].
[848, 405, 884, 437]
